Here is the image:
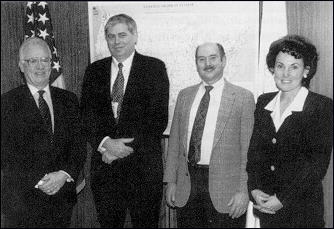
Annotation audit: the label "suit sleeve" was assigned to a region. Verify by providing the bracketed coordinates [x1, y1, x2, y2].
[163, 90, 183, 183]
[58, 93, 86, 182]
[135, 61, 169, 151]
[239, 91, 255, 194]
[276, 98, 333, 207]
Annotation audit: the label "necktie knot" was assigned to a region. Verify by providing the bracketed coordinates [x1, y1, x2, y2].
[118, 62, 123, 70]
[205, 85, 213, 93]
[38, 90, 45, 97]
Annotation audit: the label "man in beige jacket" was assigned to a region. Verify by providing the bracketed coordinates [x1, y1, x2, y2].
[164, 42, 255, 227]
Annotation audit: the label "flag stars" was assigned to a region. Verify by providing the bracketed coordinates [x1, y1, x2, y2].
[38, 2, 48, 9]
[27, 2, 34, 9]
[38, 28, 49, 39]
[53, 47, 58, 56]
[52, 61, 61, 72]
[25, 0, 63, 81]
[38, 13, 49, 24]
[27, 13, 34, 24]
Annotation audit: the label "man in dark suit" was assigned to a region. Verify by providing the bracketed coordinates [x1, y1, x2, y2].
[1, 37, 86, 227]
[164, 42, 255, 228]
[80, 14, 169, 228]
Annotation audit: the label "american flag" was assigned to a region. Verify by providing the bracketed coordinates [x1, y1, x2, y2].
[24, 1, 65, 88]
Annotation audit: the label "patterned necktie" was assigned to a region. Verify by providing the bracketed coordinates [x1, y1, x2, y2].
[111, 62, 124, 123]
[188, 85, 213, 165]
[38, 90, 53, 144]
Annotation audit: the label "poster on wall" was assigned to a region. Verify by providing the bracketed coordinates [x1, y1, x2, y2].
[88, 1, 259, 134]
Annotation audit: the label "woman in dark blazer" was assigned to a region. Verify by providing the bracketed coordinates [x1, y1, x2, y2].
[246, 35, 333, 228]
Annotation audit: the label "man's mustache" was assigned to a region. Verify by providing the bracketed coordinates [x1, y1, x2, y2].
[204, 66, 215, 71]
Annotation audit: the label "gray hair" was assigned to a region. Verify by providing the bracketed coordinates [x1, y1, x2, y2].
[19, 37, 51, 61]
[104, 14, 137, 36]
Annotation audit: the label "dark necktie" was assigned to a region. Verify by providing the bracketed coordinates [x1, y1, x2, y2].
[188, 85, 213, 165]
[111, 62, 124, 123]
[38, 90, 53, 144]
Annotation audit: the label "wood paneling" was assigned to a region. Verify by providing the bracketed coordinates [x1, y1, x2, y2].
[1, 1, 26, 94]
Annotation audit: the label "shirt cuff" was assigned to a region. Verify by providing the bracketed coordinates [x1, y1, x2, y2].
[98, 136, 111, 153]
[59, 170, 74, 182]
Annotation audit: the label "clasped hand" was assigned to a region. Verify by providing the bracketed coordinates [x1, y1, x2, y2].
[35, 171, 67, 195]
[251, 189, 283, 214]
[101, 138, 134, 164]
[228, 192, 249, 219]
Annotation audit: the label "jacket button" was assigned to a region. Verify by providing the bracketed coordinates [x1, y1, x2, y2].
[270, 165, 275, 171]
[272, 138, 277, 144]
[183, 153, 186, 157]
[185, 173, 189, 176]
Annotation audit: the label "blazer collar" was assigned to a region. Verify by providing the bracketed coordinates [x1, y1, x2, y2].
[212, 80, 236, 149]
[181, 79, 236, 151]
[182, 83, 201, 150]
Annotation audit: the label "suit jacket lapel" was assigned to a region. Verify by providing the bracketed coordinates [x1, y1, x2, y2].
[182, 84, 201, 153]
[123, 52, 139, 102]
[276, 93, 312, 135]
[212, 81, 235, 149]
[50, 87, 59, 136]
[118, 52, 140, 123]
[20, 86, 45, 130]
[99, 57, 115, 123]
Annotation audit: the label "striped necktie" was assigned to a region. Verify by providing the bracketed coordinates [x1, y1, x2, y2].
[188, 85, 213, 165]
[38, 90, 53, 144]
[111, 62, 124, 123]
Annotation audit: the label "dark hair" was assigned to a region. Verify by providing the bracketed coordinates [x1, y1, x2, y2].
[104, 14, 137, 35]
[195, 43, 226, 60]
[266, 35, 318, 88]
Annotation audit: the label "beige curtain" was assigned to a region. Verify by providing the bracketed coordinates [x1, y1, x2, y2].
[286, 1, 333, 228]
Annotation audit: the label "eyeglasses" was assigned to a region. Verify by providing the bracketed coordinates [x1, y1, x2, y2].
[23, 57, 51, 66]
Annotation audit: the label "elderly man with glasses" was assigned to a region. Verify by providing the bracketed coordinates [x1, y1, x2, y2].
[1, 37, 86, 227]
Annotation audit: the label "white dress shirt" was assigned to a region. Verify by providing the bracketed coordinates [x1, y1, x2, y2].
[98, 52, 135, 153]
[28, 83, 54, 132]
[265, 87, 308, 132]
[187, 78, 225, 165]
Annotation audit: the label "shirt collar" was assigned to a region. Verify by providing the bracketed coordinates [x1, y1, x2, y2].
[112, 51, 135, 70]
[27, 83, 51, 97]
[265, 87, 309, 112]
[201, 77, 225, 91]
